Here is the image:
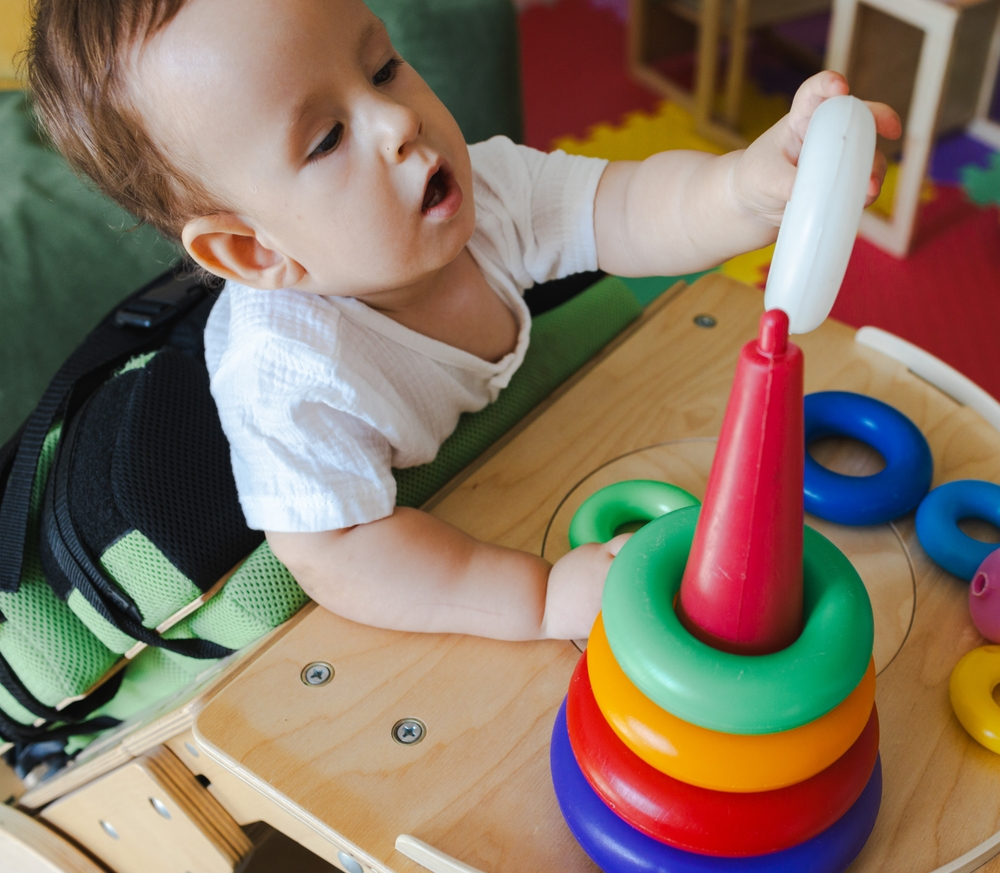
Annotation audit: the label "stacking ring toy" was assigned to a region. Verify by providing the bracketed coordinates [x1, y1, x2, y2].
[602, 506, 874, 733]
[551, 699, 884, 873]
[949, 645, 1000, 755]
[567, 651, 880, 855]
[970, 550, 1000, 643]
[587, 615, 876, 791]
[568, 480, 699, 548]
[916, 480, 1000, 581]
[803, 391, 932, 526]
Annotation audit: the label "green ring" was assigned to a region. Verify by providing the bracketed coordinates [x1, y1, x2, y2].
[568, 480, 700, 548]
[602, 506, 874, 734]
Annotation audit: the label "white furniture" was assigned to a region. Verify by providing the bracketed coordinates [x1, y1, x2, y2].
[827, 0, 1000, 257]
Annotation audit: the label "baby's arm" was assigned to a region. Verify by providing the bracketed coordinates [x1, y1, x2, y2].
[266, 509, 630, 640]
[594, 71, 902, 277]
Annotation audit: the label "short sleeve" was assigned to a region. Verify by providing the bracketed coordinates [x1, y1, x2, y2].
[229, 399, 398, 532]
[207, 294, 400, 533]
[467, 136, 608, 291]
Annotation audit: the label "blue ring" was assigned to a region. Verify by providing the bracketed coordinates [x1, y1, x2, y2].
[916, 480, 1000, 581]
[550, 699, 882, 871]
[803, 392, 932, 526]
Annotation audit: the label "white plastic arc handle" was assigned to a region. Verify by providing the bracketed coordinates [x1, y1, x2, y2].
[395, 835, 486, 873]
[855, 326, 1000, 434]
[764, 95, 876, 334]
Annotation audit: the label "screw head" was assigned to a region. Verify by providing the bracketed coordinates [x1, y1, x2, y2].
[337, 852, 364, 873]
[99, 820, 119, 840]
[301, 662, 334, 686]
[149, 797, 172, 820]
[694, 314, 717, 328]
[392, 718, 426, 745]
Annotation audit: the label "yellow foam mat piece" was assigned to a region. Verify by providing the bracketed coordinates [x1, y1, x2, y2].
[553, 83, 792, 286]
[553, 100, 727, 160]
[866, 160, 937, 219]
[0, 0, 28, 88]
[720, 243, 775, 288]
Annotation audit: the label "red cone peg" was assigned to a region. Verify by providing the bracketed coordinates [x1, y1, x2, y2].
[676, 309, 804, 655]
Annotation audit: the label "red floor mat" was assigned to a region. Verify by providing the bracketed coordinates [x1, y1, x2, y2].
[832, 186, 1000, 400]
[519, 0, 661, 149]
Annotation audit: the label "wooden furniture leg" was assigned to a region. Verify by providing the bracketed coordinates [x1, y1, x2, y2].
[827, 0, 1000, 257]
[0, 804, 106, 873]
[694, 0, 724, 131]
[39, 746, 253, 873]
[724, 0, 752, 128]
[969, 12, 1000, 148]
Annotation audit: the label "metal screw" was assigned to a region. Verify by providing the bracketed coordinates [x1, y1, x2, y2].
[694, 314, 717, 328]
[184, 741, 200, 758]
[337, 851, 364, 873]
[149, 797, 172, 820]
[392, 718, 426, 745]
[99, 820, 119, 840]
[301, 662, 334, 686]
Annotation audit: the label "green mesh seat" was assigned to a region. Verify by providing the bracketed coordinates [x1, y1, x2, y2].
[1, 426, 119, 736]
[42, 276, 642, 754]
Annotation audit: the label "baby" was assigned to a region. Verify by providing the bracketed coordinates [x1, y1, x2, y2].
[28, 0, 898, 642]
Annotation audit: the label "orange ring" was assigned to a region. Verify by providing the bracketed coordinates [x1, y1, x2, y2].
[588, 614, 876, 792]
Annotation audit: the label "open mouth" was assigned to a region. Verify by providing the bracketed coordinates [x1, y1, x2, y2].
[422, 166, 452, 213]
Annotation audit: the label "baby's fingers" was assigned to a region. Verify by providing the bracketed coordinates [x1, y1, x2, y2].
[606, 533, 633, 558]
[865, 147, 888, 206]
[786, 70, 850, 141]
[864, 100, 902, 141]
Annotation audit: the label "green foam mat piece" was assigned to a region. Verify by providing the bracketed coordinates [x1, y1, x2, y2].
[617, 271, 714, 307]
[394, 275, 641, 508]
[961, 152, 1000, 206]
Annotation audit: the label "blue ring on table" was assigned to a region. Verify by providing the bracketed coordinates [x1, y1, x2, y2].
[550, 698, 882, 872]
[916, 480, 1000, 581]
[803, 391, 932, 526]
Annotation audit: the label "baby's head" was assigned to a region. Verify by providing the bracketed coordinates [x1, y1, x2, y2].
[28, 0, 475, 299]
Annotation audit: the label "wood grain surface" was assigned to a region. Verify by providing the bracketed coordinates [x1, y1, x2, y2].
[0, 803, 106, 873]
[195, 274, 1000, 873]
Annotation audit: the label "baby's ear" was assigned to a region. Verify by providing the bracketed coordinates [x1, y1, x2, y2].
[181, 214, 305, 290]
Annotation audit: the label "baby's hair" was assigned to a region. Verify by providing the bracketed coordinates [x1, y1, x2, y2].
[26, 0, 227, 241]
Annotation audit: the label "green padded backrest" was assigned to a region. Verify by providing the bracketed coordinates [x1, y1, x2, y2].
[0, 91, 181, 445]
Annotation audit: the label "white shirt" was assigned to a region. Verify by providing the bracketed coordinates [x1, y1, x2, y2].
[204, 136, 608, 531]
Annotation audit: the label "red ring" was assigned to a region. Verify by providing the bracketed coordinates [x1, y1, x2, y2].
[566, 651, 880, 857]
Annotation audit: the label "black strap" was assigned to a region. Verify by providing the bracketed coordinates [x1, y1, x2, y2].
[39, 410, 233, 661]
[0, 652, 126, 724]
[0, 267, 206, 593]
[0, 707, 122, 745]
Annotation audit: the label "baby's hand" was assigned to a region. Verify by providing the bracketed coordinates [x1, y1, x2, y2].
[732, 71, 902, 227]
[541, 534, 632, 640]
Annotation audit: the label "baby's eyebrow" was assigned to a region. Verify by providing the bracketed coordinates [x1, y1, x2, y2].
[285, 18, 390, 157]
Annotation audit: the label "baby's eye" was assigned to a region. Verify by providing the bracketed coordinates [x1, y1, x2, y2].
[372, 57, 402, 86]
[308, 123, 343, 161]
